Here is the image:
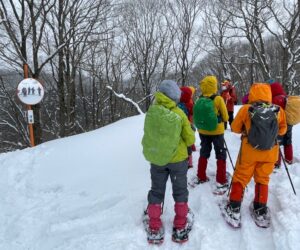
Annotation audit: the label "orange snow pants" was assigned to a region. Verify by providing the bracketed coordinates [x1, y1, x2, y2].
[232, 160, 275, 188]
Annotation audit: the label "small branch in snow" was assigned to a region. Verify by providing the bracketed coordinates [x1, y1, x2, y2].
[137, 94, 153, 104]
[106, 86, 144, 115]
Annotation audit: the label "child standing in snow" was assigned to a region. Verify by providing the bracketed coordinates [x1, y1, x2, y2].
[142, 80, 195, 244]
[270, 82, 294, 167]
[221, 83, 287, 228]
[188, 86, 197, 152]
[178, 86, 195, 168]
[220, 79, 237, 129]
[191, 76, 229, 194]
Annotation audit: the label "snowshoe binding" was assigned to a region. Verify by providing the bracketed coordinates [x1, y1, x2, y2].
[213, 172, 231, 195]
[213, 182, 229, 195]
[249, 202, 271, 228]
[143, 210, 164, 244]
[220, 201, 241, 228]
[172, 209, 194, 243]
[188, 176, 209, 188]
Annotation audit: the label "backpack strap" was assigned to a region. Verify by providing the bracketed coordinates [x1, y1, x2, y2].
[210, 94, 217, 100]
[283, 95, 288, 109]
[177, 102, 189, 116]
[199, 94, 218, 100]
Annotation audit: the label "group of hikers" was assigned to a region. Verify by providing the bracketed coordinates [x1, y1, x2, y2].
[141, 75, 298, 244]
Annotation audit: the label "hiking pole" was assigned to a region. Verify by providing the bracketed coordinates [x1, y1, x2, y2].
[279, 147, 297, 195]
[224, 138, 235, 171]
[226, 138, 243, 197]
[224, 138, 236, 197]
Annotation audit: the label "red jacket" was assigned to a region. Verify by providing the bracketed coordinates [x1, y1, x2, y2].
[221, 85, 237, 112]
[180, 87, 193, 122]
[270, 82, 287, 109]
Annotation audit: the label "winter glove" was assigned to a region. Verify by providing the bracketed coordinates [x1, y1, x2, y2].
[277, 135, 283, 145]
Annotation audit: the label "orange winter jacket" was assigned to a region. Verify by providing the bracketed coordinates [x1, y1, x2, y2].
[231, 83, 287, 163]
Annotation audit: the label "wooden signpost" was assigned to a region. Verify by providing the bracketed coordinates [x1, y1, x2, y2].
[16, 64, 45, 147]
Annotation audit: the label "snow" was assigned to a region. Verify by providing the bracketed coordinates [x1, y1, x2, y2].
[0, 106, 300, 250]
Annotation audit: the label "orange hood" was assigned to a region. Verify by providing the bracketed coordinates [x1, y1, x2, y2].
[248, 83, 272, 103]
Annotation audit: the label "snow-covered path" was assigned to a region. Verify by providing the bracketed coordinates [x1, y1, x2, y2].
[0, 113, 299, 250]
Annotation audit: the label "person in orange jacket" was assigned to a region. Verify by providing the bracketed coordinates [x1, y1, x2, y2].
[221, 79, 237, 129]
[221, 83, 287, 228]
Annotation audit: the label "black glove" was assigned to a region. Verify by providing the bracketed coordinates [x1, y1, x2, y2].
[277, 135, 283, 145]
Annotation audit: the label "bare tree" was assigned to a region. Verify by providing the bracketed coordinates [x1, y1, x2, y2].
[218, 0, 274, 81]
[200, 1, 251, 98]
[201, 1, 233, 79]
[119, 0, 171, 110]
[45, 0, 113, 136]
[0, 76, 29, 149]
[0, 0, 62, 144]
[165, 0, 203, 85]
[262, 0, 300, 94]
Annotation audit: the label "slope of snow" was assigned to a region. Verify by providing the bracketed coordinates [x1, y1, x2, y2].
[0, 109, 300, 250]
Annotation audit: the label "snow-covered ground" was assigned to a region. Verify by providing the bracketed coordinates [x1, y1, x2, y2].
[1, 107, 300, 250]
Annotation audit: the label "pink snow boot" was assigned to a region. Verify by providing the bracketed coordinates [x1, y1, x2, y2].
[197, 156, 208, 182]
[174, 202, 188, 230]
[173, 202, 193, 243]
[148, 204, 162, 231]
[216, 159, 227, 185]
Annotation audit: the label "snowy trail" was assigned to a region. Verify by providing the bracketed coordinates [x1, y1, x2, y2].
[0, 114, 300, 250]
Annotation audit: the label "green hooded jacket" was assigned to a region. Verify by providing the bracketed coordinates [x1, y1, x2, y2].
[142, 92, 195, 165]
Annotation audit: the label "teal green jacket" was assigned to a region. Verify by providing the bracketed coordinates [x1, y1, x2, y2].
[148, 92, 195, 163]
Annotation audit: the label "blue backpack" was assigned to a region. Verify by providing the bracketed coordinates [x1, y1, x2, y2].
[178, 102, 189, 117]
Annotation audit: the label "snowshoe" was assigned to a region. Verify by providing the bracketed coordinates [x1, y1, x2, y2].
[172, 209, 194, 243]
[188, 176, 209, 188]
[219, 201, 241, 228]
[249, 202, 271, 228]
[143, 210, 164, 244]
[146, 228, 164, 244]
[213, 172, 231, 195]
[213, 182, 229, 195]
